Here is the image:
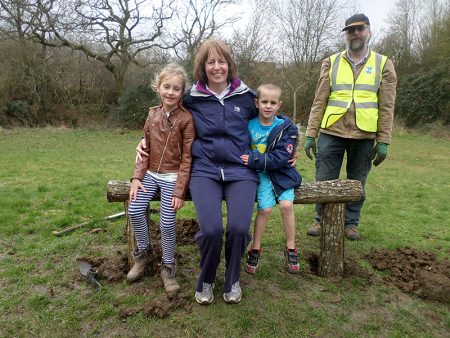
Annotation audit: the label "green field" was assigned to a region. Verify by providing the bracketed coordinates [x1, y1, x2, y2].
[0, 127, 449, 337]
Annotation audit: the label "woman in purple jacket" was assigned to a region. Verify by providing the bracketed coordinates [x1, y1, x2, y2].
[137, 39, 258, 304]
[184, 39, 258, 305]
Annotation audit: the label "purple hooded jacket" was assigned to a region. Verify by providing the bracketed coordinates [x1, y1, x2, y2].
[183, 78, 258, 182]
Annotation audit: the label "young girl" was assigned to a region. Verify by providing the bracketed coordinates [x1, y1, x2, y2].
[127, 63, 195, 295]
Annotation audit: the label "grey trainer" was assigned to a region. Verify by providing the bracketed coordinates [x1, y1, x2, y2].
[223, 281, 242, 304]
[195, 282, 215, 305]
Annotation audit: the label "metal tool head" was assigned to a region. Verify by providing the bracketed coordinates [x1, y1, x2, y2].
[79, 260, 92, 276]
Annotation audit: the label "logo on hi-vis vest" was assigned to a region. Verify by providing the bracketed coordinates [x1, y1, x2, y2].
[365, 66, 373, 75]
[286, 143, 294, 154]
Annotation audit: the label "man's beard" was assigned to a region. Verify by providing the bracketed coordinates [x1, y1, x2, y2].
[347, 35, 370, 52]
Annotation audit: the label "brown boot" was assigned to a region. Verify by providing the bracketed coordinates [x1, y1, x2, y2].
[126, 247, 152, 282]
[344, 227, 361, 241]
[160, 263, 180, 295]
[307, 223, 321, 237]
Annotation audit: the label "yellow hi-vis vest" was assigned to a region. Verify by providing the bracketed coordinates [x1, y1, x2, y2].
[321, 51, 387, 132]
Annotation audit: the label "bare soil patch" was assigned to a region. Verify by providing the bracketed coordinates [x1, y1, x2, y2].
[366, 246, 450, 303]
[75, 218, 199, 317]
[305, 252, 374, 284]
[119, 293, 192, 319]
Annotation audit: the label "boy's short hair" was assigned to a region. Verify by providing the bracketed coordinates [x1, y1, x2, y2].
[256, 84, 282, 100]
[193, 39, 238, 84]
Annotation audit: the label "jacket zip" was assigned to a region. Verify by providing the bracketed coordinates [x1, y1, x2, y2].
[156, 117, 178, 172]
[266, 120, 292, 197]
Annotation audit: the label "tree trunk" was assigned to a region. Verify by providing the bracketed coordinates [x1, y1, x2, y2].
[318, 203, 345, 277]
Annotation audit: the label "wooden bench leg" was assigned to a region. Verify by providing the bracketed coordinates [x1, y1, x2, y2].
[318, 202, 345, 277]
[124, 201, 135, 270]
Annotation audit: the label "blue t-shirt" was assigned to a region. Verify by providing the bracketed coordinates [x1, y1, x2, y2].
[248, 116, 283, 154]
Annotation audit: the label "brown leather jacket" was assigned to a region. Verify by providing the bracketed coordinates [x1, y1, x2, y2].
[306, 50, 397, 144]
[131, 104, 196, 199]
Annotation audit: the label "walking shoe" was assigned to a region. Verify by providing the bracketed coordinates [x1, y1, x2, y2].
[345, 227, 361, 241]
[284, 247, 300, 274]
[223, 281, 242, 304]
[126, 246, 153, 282]
[160, 263, 180, 295]
[307, 223, 321, 237]
[195, 282, 215, 305]
[245, 249, 261, 275]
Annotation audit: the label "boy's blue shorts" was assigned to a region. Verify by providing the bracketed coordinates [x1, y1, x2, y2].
[256, 172, 294, 210]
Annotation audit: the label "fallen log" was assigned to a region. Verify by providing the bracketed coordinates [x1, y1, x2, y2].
[107, 179, 361, 204]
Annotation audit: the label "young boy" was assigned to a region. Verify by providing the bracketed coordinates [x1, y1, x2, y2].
[240, 84, 302, 274]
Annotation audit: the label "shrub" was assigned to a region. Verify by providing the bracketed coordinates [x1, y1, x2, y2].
[115, 75, 159, 129]
[2, 100, 38, 127]
[396, 60, 450, 127]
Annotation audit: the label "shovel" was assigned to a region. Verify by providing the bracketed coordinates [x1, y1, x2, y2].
[79, 260, 102, 290]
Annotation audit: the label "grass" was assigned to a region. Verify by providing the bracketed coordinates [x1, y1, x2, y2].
[0, 127, 449, 337]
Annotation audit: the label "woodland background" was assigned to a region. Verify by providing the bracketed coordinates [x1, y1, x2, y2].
[0, 0, 449, 129]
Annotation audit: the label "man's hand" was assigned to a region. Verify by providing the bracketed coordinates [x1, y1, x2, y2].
[172, 197, 184, 212]
[304, 136, 317, 160]
[129, 178, 146, 202]
[135, 138, 148, 163]
[371, 142, 389, 166]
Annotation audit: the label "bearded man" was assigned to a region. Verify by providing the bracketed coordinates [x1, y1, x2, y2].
[303, 14, 397, 240]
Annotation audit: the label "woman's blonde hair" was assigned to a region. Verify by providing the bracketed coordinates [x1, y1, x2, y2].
[193, 39, 238, 84]
[151, 63, 189, 93]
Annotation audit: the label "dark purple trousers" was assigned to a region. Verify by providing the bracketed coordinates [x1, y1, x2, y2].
[189, 177, 257, 293]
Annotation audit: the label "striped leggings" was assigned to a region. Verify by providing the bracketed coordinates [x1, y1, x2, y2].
[128, 173, 177, 265]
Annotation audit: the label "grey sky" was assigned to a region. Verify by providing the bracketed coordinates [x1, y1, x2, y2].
[352, 0, 396, 34]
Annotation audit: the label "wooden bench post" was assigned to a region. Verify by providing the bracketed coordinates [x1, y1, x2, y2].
[107, 179, 362, 278]
[319, 202, 345, 277]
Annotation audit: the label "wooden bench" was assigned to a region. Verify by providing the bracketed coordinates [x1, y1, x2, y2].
[107, 179, 362, 278]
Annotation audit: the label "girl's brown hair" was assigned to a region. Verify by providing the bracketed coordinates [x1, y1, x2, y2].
[193, 39, 238, 84]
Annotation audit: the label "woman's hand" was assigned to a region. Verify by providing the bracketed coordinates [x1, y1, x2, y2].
[135, 138, 148, 163]
[172, 196, 184, 212]
[240, 154, 249, 166]
[288, 151, 299, 166]
[129, 179, 146, 202]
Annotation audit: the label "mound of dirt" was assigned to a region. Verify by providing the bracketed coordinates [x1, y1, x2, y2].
[366, 247, 450, 303]
[77, 253, 133, 282]
[119, 293, 192, 319]
[148, 217, 198, 248]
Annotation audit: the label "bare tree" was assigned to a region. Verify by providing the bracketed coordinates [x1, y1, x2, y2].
[0, 0, 33, 39]
[24, 0, 179, 95]
[230, 0, 275, 87]
[382, 0, 421, 72]
[172, 0, 240, 78]
[417, 0, 449, 66]
[270, 0, 344, 124]
[272, 0, 342, 66]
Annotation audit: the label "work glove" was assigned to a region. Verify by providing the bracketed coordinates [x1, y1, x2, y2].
[304, 136, 317, 160]
[371, 142, 388, 166]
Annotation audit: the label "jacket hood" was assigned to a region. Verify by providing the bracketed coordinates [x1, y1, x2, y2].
[266, 115, 293, 146]
[189, 77, 254, 98]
